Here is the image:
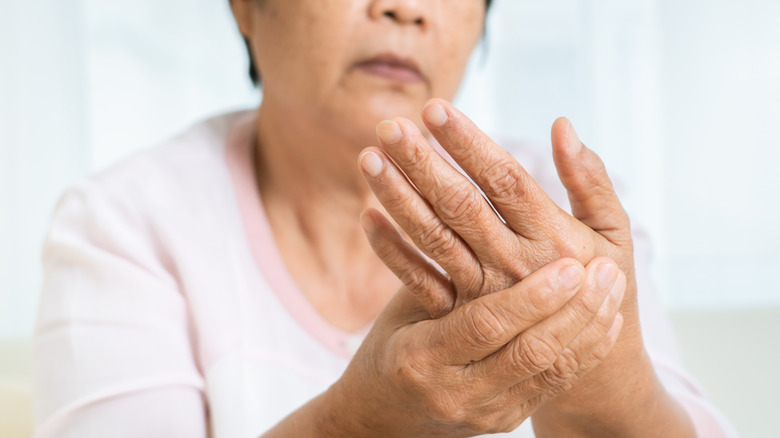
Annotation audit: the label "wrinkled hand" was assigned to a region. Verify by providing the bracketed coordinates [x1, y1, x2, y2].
[357, 99, 655, 433]
[330, 256, 624, 437]
[358, 99, 636, 322]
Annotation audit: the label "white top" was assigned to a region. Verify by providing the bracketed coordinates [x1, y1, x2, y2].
[33, 110, 738, 437]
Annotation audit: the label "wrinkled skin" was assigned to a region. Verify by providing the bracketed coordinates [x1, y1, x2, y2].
[357, 99, 696, 437]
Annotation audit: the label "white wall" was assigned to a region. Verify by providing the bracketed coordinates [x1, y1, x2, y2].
[659, 0, 780, 309]
[1, 0, 779, 334]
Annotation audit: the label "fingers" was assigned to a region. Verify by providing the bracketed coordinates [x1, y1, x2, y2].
[373, 118, 523, 286]
[358, 147, 483, 291]
[466, 257, 625, 385]
[550, 118, 631, 246]
[429, 258, 587, 364]
[496, 312, 623, 424]
[421, 99, 567, 240]
[360, 208, 455, 318]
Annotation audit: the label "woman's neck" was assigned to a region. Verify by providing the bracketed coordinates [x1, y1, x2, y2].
[252, 99, 400, 331]
[253, 99, 380, 245]
[257, 102, 373, 199]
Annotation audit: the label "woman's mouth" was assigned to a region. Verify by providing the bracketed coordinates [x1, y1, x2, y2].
[355, 53, 424, 84]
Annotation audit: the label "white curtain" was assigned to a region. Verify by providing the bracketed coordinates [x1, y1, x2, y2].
[2, 0, 779, 338]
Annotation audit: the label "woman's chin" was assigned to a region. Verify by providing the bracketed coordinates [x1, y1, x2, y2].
[300, 89, 433, 148]
[374, 91, 427, 117]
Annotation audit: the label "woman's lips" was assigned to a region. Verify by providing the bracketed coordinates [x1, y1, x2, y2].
[355, 53, 424, 84]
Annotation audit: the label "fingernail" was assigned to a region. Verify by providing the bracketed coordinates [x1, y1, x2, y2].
[359, 151, 383, 177]
[423, 102, 448, 126]
[597, 262, 618, 289]
[609, 272, 626, 302]
[376, 120, 403, 144]
[559, 264, 583, 291]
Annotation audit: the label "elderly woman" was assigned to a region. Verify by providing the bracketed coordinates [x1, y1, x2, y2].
[33, 0, 733, 437]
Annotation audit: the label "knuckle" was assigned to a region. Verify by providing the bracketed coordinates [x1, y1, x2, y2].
[415, 222, 459, 257]
[570, 289, 605, 319]
[587, 337, 615, 363]
[390, 344, 429, 388]
[521, 268, 567, 316]
[553, 230, 589, 260]
[545, 374, 577, 395]
[519, 240, 556, 274]
[587, 149, 609, 174]
[458, 271, 487, 299]
[524, 290, 559, 320]
[398, 264, 431, 293]
[462, 302, 506, 348]
[382, 189, 419, 218]
[483, 261, 525, 291]
[591, 178, 615, 199]
[435, 183, 483, 224]
[428, 393, 465, 425]
[464, 415, 502, 435]
[504, 411, 533, 435]
[479, 157, 527, 203]
[515, 332, 562, 374]
[503, 418, 525, 435]
[592, 306, 617, 333]
[495, 416, 521, 435]
[541, 348, 580, 387]
[491, 412, 522, 435]
[587, 347, 608, 365]
[493, 408, 524, 434]
[407, 141, 431, 167]
[393, 363, 442, 402]
[496, 422, 515, 435]
[470, 399, 520, 434]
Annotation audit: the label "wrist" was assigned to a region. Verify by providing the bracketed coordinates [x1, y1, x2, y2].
[315, 378, 376, 438]
[260, 377, 381, 438]
[532, 345, 695, 437]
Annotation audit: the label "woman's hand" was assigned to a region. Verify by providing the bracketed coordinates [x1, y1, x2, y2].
[322, 256, 624, 438]
[359, 99, 634, 323]
[357, 99, 695, 436]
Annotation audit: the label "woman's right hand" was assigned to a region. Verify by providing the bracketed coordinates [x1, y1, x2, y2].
[324, 255, 625, 437]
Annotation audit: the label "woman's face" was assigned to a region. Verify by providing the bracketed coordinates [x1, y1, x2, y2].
[234, 0, 485, 142]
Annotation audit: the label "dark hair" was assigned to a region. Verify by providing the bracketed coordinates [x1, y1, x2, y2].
[243, 0, 493, 86]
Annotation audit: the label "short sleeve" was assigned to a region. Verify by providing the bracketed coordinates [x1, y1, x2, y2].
[33, 182, 208, 437]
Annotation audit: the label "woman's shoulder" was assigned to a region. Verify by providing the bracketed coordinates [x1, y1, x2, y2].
[63, 109, 253, 209]
[90, 110, 253, 191]
[47, 109, 257, 247]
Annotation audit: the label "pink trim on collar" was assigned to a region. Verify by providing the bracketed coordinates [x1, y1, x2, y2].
[223, 112, 368, 359]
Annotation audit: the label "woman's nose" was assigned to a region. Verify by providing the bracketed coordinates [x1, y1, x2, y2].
[370, 0, 427, 27]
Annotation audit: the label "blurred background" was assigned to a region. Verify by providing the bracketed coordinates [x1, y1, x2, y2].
[1, 0, 778, 436]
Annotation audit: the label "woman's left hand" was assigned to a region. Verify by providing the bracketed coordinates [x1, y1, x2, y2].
[358, 99, 695, 436]
[359, 98, 637, 334]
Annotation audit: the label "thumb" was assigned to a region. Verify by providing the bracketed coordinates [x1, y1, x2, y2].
[551, 118, 631, 246]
